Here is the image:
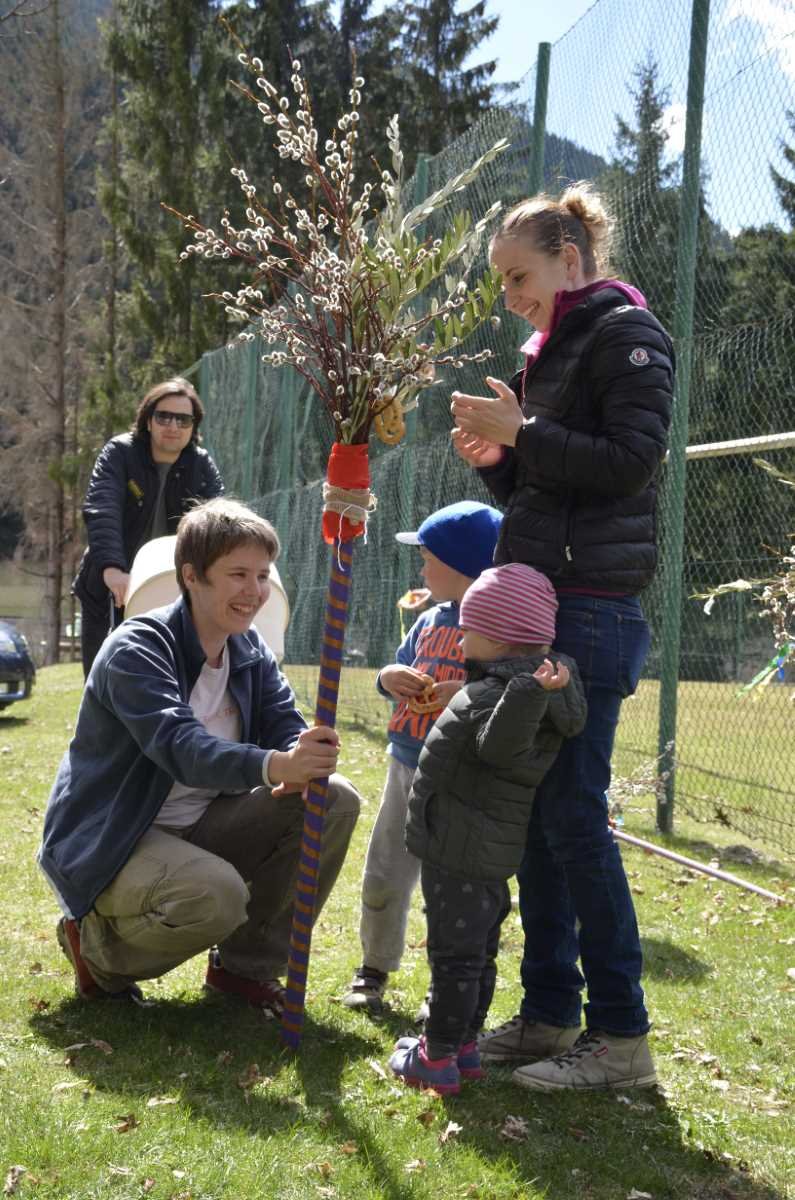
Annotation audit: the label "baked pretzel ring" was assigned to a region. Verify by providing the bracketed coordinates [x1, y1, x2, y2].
[406, 674, 443, 715]
[373, 395, 405, 445]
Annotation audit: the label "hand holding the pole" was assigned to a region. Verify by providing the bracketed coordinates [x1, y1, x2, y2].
[268, 726, 340, 796]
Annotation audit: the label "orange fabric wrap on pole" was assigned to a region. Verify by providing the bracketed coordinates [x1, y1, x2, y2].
[322, 442, 370, 544]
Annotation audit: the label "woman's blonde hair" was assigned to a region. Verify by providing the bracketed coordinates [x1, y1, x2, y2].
[492, 181, 613, 278]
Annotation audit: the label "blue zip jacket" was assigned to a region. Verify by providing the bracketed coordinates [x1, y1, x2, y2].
[39, 596, 306, 919]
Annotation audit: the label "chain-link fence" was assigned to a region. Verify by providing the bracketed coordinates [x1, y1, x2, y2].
[191, 0, 795, 852]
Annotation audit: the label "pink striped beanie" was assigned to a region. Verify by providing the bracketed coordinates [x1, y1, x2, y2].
[459, 563, 557, 646]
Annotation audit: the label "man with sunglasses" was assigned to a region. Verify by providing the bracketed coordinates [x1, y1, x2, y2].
[73, 377, 224, 676]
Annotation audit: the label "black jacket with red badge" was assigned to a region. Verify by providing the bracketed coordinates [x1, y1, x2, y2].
[480, 286, 674, 594]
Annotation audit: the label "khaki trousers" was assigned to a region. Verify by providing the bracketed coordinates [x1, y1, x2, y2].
[78, 775, 360, 993]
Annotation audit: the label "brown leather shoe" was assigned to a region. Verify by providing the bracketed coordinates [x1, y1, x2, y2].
[56, 917, 144, 1003]
[204, 951, 285, 1017]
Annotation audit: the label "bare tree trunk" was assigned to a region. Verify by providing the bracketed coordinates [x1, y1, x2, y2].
[43, 0, 66, 664]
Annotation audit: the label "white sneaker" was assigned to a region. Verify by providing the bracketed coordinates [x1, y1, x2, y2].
[512, 1029, 657, 1091]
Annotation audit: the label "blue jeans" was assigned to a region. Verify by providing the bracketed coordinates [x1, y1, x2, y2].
[517, 595, 651, 1036]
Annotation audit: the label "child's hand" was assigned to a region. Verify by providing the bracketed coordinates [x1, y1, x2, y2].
[380, 664, 433, 700]
[533, 659, 570, 691]
[429, 679, 464, 708]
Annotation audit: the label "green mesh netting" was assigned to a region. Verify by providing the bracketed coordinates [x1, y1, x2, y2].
[196, 0, 795, 852]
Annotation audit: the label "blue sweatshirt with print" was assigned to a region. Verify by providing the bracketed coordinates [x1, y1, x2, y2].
[377, 602, 466, 770]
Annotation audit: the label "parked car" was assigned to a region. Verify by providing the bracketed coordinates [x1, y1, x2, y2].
[0, 619, 35, 710]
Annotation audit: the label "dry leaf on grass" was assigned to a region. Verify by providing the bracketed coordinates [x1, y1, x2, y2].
[404, 1159, 427, 1173]
[237, 1063, 271, 1094]
[216, 1050, 233, 1066]
[112, 1113, 139, 1133]
[627, 1191, 653, 1199]
[108, 1166, 133, 1177]
[64, 1039, 113, 1056]
[339, 1142, 358, 1155]
[367, 1058, 388, 1080]
[313, 1162, 333, 1179]
[52, 1080, 83, 1093]
[499, 1114, 530, 1141]
[142, 1181, 156, 1194]
[147, 1096, 178, 1107]
[439, 1120, 463, 1145]
[4, 1167, 27, 1196]
[417, 1108, 436, 1128]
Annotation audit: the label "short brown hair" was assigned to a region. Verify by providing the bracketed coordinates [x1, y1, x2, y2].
[133, 377, 205, 444]
[175, 498, 281, 598]
[491, 181, 613, 278]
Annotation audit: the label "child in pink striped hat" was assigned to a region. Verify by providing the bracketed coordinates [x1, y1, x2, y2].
[389, 562, 587, 1094]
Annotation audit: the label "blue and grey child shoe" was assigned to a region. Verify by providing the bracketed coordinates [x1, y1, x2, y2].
[389, 1035, 461, 1095]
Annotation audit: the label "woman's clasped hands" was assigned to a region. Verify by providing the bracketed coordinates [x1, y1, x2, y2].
[450, 376, 524, 468]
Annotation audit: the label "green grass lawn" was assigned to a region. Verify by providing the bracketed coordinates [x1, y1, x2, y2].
[1, 664, 793, 1200]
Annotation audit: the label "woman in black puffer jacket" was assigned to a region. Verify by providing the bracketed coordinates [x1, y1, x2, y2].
[73, 378, 224, 677]
[450, 183, 673, 1091]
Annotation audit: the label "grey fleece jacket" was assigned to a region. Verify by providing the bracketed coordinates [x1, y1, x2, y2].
[405, 652, 587, 882]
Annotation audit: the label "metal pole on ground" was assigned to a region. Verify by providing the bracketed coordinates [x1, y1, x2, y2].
[656, 0, 711, 833]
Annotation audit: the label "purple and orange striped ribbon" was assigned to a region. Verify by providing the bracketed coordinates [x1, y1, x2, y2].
[281, 538, 353, 1048]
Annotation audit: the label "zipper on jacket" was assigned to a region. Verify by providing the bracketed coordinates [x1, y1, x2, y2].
[562, 505, 574, 567]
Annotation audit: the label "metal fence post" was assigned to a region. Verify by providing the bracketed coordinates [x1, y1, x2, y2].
[197, 353, 212, 456]
[528, 43, 551, 194]
[395, 153, 430, 601]
[242, 334, 258, 501]
[656, 0, 711, 832]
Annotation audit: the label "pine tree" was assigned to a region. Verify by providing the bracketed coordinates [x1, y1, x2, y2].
[397, 0, 499, 167]
[104, 0, 232, 382]
[603, 58, 681, 326]
[770, 108, 795, 227]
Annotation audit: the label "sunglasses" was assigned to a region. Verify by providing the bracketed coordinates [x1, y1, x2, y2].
[152, 410, 195, 428]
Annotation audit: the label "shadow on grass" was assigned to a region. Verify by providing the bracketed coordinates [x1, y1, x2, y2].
[656, 830, 795, 887]
[31, 991, 379, 1140]
[293, 1028, 788, 1200]
[641, 936, 712, 982]
[0, 713, 29, 726]
[31, 992, 787, 1200]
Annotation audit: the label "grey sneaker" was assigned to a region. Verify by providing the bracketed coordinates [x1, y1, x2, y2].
[342, 965, 388, 1014]
[477, 1016, 580, 1064]
[512, 1029, 657, 1091]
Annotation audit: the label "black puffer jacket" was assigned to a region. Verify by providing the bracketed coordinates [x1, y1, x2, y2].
[405, 652, 586, 882]
[73, 433, 224, 610]
[480, 288, 674, 594]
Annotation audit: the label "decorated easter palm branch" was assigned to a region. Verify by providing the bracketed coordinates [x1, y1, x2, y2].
[171, 44, 508, 1047]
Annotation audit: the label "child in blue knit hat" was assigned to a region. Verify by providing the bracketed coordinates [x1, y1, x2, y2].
[342, 501, 502, 1015]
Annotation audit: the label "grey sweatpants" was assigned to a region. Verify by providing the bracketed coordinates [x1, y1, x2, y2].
[78, 775, 360, 993]
[358, 756, 421, 973]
